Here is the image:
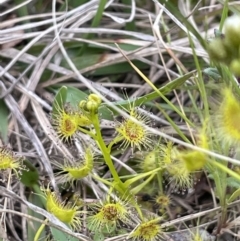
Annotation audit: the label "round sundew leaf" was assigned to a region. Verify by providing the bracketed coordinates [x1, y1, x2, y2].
[93, 231, 105, 241]
[20, 160, 39, 188]
[102, 222, 116, 233]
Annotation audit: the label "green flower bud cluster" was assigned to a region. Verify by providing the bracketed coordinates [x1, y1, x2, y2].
[79, 94, 102, 113]
[208, 15, 240, 76]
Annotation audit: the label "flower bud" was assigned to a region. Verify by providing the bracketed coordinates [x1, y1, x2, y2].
[86, 100, 99, 113]
[223, 15, 240, 49]
[79, 95, 101, 113]
[207, 38, 229, 63]
[88, 94, 102, 106]
[230, 58, 240, 76]
[79, 100, 87, 109]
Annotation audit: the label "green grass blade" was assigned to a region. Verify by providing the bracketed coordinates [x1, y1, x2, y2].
[117, 70, 195, 108]
[155, 102, 191, 143]
[27, 193, 45, 241]
[79, 0, 107, 55]
[188, 33, 209, 120]
[0, 100, 8, 143]
[163, 0, 207, 50]
[219, 0, 229, 31]
[121, 0, 136, 31]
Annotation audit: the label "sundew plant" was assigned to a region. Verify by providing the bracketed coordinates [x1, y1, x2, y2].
[1, 1, 240, 241]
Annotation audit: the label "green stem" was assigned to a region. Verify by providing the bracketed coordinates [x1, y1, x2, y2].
[156, 170, 163, 194]
[78, 126, 95, 138]
[133, 201, 143, 220]
[90, 110, 144, 220]
[34, 220, 47, 241]
[210, 160, 229, 232]
[91, 113, 122, 186]
[32, 184, 46, 206]
[92, 174, 113, 187]
[91, 114, 143, 219]
[108, 136, 124, 152]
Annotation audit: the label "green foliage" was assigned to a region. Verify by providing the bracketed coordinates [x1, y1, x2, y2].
[20, 160, 39, 188]
[50, 227, 79, 241]
[27, 193, 45, 241]
[0, 100, 8, 143]
[52, 86, 67, 115]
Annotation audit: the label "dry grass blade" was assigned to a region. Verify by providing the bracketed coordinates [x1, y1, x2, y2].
[0, 186, 92, 241]
[0, 82, 56, 189]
